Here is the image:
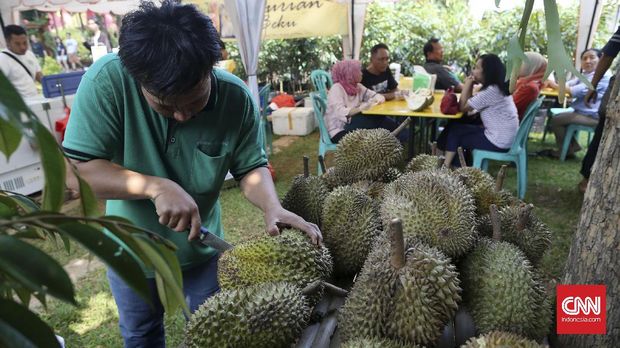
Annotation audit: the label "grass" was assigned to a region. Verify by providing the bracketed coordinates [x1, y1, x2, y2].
[37, 128, 587, 346]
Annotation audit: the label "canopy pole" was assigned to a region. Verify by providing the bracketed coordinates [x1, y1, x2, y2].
[350, 0, 354, 59]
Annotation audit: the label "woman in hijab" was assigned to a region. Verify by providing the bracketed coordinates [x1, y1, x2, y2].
[324, 59, 402, 143]
[513, 52, 547, 121]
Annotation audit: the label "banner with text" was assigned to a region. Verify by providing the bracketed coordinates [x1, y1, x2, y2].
[186, 0, 348, 40]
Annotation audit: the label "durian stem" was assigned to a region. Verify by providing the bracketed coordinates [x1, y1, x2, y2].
[301, 280, 322, 296]
[457, 147, 467, 167]
[495, 165, 508, 192]
[437, 156, 445, 169]
[318, 155, 327, 174]
[391, 118, 411, 137]
[322, 282, 348, 297]
[431, 141, 438, 156]
[303, 156, 309, 178]
[389, 218, 406, 269]
[516, 203, 534, 232]
[490, 204, 501, 241]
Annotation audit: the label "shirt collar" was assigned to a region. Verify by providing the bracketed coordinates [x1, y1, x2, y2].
[204, 71, 218, 111]
[425, 59, 442, 64]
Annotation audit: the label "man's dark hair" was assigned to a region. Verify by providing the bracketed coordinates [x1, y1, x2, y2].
[423, 38, 440, 59]
[119, 0, 221, 99]
[479, 54, 510, 96]
[370, 43, 389, 56]
[218, 38, 226, 50]
[4, 25, 27, 40]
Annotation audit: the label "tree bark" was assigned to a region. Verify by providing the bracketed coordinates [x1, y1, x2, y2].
[559, 72, 620, 347]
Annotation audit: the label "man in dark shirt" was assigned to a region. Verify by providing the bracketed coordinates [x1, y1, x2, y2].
[579, 26, 620, 192]
[361, 43, 398, 100]
[423, 38, 463, 92]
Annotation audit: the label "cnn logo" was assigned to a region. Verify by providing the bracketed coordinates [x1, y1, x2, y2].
[557, 285, 606, 335]
[561, 296, 601, 315]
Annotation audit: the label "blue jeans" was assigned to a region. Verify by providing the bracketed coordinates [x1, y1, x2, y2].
[107, 255, 220, 348]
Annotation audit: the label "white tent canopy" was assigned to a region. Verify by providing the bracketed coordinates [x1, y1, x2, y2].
[575, 0, 604, 69]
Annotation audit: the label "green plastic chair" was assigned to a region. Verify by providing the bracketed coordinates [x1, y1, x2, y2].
[310, 92, 337, 175]
[559, 124, 595, 161]
[258, 84, 273, 155]
[310, 70, 333, 101]
[472, 96, 544, 199]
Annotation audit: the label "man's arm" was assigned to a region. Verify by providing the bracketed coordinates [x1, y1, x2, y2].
[68, 159, 203, 240]
[35, 72, 42, 83]
[239, 166, 322, 245]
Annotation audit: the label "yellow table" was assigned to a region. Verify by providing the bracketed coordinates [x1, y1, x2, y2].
[541, 87, 570, 107]
[362, 92, 463, 156]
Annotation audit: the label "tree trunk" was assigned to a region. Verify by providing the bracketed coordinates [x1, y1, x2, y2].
[559, 72, 620, 347]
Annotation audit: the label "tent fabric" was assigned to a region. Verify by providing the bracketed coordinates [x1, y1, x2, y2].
[575, 0, 603, 69]
[224, 0, 265, 107]
[342, 0, 369, 60]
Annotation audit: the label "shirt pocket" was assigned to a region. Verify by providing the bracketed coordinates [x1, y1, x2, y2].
[190, 142, 230, 197]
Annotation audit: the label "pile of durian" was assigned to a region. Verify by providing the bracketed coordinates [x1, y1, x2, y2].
[185, 128, 553, 348]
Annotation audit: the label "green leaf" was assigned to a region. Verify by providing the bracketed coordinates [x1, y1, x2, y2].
[2, 192, 40, 213]
[32, 122, 65, 212]
[0, 196, 18, 218]
[133, 234, 188, 315]
[0, 298, 61, 348]
[0, 235, 75, 305]
[543, 0, 591, 103]
[0, 116, 21, 161]
[76, 174, 100, 217]
[13, 286, 32, 306]
[57, 222, 151, 303]
[101, 216, 178, 250]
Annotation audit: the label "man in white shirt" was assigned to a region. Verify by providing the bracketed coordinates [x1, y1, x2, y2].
[0, 25, 42, 99]
[64, 32, 82, 70]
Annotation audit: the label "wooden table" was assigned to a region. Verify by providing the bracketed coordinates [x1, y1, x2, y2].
[362, 92, 463, 157]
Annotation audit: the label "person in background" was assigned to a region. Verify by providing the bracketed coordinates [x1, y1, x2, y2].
[55, 36, 69, 71]
[65, 32, 82, 70]
[326, 59, 406, 143]
[513, 52, 547, 121]
[423, 37, 463, 92]
[361, 43, 398, 100]
[62, 2, 321, 346]
[0, 25, 42, 99]
[441, 54, 518, 167]
[549, 48, 610, 159]
[216, 38, 236, 73]
[578, 27, 620, 193]
[30, 34, 45, 58]
[85, 18, 112, 52]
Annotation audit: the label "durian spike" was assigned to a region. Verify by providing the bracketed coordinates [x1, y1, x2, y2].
[391, 118, 411, 137]
[431, 141, 438, 156]
[489, 204, 501, 241]
[516, 203, 534, 232]
[389, 218, 406, 269]
[318, 155, 327, 175]
[303, 155, 309, 178]
[457, 147, 467, 167]
[495, 165, 508, 192]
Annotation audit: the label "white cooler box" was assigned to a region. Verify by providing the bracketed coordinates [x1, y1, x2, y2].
[271, 107, 316, 136]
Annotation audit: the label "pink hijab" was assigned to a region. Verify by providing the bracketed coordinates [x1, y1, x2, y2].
[331, 59, 362, 96]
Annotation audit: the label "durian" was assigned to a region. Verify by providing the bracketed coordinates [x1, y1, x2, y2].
[461, 331, 543, 348]
[185, 282, 309, 348]
[454, 166, 512, 217]
[335, 129, 404, 183]
[406, 153, 444, 173]
[321, 185, 382, 276]
[218, 229, 332, 292]
[339, 219, 461, 346]
[341, 337, 419, 348]
[381, 170, 477, 258]
[281, 156, 329, 226]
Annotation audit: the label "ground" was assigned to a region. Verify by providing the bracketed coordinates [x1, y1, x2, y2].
[34, 119, 587, 347]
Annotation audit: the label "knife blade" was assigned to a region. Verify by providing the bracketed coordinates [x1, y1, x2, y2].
[198, 227, 234, 252]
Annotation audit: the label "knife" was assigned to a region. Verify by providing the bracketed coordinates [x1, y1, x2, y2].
[198, 227, 234, 252]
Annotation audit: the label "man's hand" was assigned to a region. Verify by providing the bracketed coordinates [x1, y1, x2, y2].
[150, 179, 202, 241]
[585, 89, 597, 107]
[263, 206, 323, 246]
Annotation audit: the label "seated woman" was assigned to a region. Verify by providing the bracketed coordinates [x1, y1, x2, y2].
[513, 52, 547, 121]
[441, 54, 519, 167]
[325, 59, 402, 143]
[550, 48, 611, 158]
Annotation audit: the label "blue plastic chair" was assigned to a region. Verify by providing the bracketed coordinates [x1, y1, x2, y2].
[258, 84, 273, 155]
[310, 92, 337, 175]
[473, 97, 544, 199]
[559, 124, 595, 161]
[310, 70, 333, 101]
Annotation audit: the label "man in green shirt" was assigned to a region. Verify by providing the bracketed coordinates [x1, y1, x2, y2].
[63, 1, 321, 346]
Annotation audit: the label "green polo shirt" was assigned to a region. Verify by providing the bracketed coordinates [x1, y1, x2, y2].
[63, 54, 267, 274]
